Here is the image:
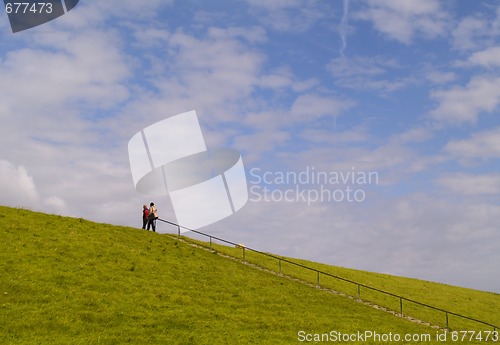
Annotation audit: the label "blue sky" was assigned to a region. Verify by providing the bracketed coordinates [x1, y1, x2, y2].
[0, 0, 499, 293]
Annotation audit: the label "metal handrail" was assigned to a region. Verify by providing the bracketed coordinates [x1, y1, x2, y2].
[157, 218, 499, 332]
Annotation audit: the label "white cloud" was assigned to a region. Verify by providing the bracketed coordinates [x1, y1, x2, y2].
[43, 196, 68, 214]
[391, 127, 433, 144]
[437, 173, 500, 195]
[429, 77, 500, 125]
[132, 28, 170, 48]
[444, 127, 500, 161]
[233, 130, 291, 163]
[451, 8, 500, 52]
[235, 92, 354, 160]
[0, 24, 144, 223]
[0, 159, 68, 215]
[425, 70, 457, 85]
[451, 16, 490, 51]
[292, 78, 320, 92]
[327, 56, 410, 92]
[0, 160, 39, 207]
[208, 26, 268, 44]
[147, 27, 266, 122]
[466, 46, 500, 68]
[356, 0, 449, 44]
[329, 55, 398, 78]
[258, 66, 294, 90]
[290, 93, 352, 122]
[278, 134, 429, 186]
[300, 125, 370, 145]
[242, 110, 288, 132]
[0, 30, 131, 143]
[495, 6, 500, 33]
[55, 0, 171, 29]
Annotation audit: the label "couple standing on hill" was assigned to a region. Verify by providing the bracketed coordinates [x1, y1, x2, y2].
[142, 202, 158, 232]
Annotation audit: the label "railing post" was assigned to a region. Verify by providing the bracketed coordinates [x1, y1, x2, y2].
[357, 284, 360, 300]
[242, 247, 246, 262]
[317, 271, 320, 288]
[210, 236, 212, 251]
[400, 297, 403, 316]
[446, 312, 449, 330]
[279, 259, 282, 276]
[177, 225, 180, 238]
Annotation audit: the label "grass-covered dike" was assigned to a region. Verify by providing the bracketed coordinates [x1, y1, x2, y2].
[0, 206, 498, 344]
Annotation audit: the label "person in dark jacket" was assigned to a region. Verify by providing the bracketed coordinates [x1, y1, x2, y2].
[142, 204, 149, 230]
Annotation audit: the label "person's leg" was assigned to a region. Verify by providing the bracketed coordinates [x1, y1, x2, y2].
[142, 218, 147, 229]
[152, 219, 156, 232]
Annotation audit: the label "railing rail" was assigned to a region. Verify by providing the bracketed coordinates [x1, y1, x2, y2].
[157, 218, 498, 332]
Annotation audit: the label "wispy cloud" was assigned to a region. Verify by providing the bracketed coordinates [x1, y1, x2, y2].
[339, 0, 350, 57]
[327, 55, 410, 92]
[356, 0, 450, 44]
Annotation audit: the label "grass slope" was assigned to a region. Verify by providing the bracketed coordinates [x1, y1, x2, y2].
[0, 207, 496, 344]
[198, 239, 500, 332]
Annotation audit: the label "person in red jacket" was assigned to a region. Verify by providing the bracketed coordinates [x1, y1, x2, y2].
[142, 204, 149, 230]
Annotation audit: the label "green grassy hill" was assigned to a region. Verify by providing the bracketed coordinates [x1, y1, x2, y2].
[0, 206, 498, 344]
[197, 238, 500, 332]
